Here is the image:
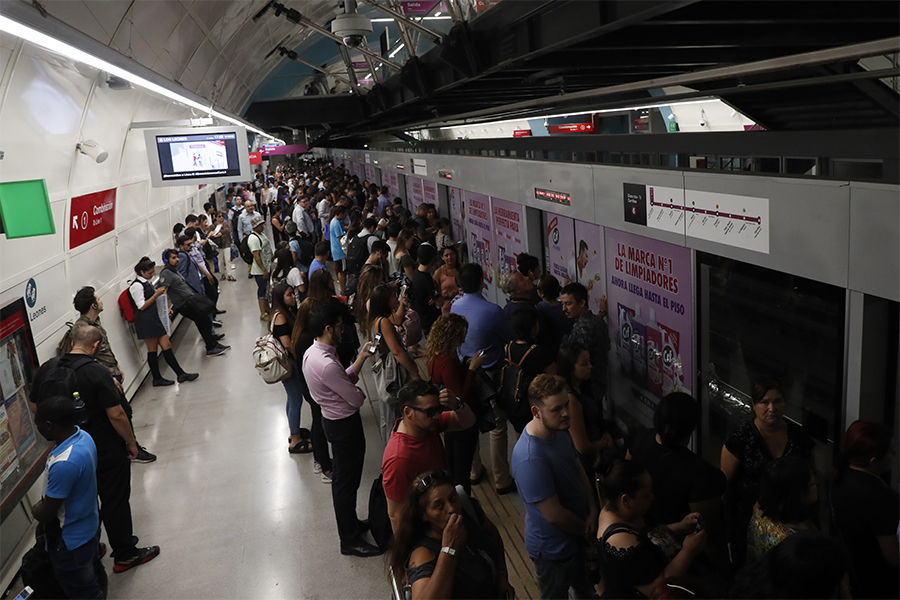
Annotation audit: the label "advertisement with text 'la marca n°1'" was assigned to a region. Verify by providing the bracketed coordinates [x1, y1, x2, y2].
[605, 229, 692, 428]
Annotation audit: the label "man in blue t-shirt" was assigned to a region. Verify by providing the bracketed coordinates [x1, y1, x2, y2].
[31, 396, 106, 599]
[511, 374, 598, 600]
[309, 241, 332, 278]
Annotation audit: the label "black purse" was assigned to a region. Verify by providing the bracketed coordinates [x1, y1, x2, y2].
[464, 359, 498, 433]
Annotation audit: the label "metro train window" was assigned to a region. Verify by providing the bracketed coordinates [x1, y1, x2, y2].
[696, 252, 845, 474]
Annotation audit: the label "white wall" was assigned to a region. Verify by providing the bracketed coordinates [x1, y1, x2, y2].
[0, 35, 214, 397]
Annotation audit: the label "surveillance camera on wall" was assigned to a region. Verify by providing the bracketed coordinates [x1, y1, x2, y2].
[77, 140, 108, 163]
[699, 110, 708, 128]
[332, 12, 372, 47]
[698, 118, 707, 128]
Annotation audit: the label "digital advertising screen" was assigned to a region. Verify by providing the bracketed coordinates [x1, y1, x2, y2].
[144, 126, 253, 188]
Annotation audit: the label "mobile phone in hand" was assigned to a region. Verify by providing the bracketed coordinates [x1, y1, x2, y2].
[400, 284, 408, 297]
[369, 333, 383, 354]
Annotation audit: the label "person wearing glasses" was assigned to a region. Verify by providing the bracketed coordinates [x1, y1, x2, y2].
[389, 470, 515, 600]
[382, 380, 476, 535]
[301, 304, 378, 557]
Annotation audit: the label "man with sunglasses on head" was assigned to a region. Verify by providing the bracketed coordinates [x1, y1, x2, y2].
[382, 380, 475, 534]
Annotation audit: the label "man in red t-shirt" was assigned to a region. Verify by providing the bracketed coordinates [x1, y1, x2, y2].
[382, 380, 476, 533]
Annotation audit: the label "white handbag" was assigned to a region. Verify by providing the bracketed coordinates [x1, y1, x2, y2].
[253, 313, 293, 384]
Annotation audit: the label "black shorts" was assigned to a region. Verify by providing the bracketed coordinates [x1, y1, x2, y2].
[334, 258, 347, 274]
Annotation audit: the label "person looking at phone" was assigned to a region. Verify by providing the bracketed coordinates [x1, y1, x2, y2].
[382, 380, 475, 534]
[596, 460, 708, 599]
[389, 470, 515, 600]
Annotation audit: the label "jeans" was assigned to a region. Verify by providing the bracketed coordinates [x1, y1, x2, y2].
[300, 377, 332, 473]
[531, 550, 595, 600]
[282, 361, 304, 436]
[322, 412, 366, 544]
[49, 530, 107, 599]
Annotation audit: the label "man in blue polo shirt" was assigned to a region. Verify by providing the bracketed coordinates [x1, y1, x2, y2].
[32, 396, 106, 599]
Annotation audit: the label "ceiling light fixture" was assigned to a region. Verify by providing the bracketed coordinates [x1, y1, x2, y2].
[388, 43, 404, 58]
[0, 14, 278, 143]
[370, 16, 451, 22]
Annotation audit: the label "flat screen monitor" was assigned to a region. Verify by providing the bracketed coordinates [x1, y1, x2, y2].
[144, 126, 253, 187]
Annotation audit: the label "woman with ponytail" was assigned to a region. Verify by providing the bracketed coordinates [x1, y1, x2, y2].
[830, 419, 897, 599]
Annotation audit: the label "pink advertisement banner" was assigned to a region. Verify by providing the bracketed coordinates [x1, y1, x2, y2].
[407, 176, 425, 214]
[574, 220, 606, 315]
[605, 228, 692, 427]
[547, 213, 576, 286]
[491, 197, 526, 303]
[464, 191, 496, 302]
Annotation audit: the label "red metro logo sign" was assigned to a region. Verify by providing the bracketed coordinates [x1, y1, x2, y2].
[548, 123, 593, 134]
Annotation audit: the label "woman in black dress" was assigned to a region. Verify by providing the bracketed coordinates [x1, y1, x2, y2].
[128, 257, 197, 387]
[720, 378, 813, 567]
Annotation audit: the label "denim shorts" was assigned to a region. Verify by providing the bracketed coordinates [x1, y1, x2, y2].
[254, 274, 267, 299]
[50, 530, 105, 599]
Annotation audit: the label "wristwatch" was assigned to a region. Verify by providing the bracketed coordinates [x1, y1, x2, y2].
[453, 396, 464, 411]
[440, 546, 458, 557]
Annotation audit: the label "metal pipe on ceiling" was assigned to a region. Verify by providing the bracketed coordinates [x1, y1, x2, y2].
[358, 0, 443, 44]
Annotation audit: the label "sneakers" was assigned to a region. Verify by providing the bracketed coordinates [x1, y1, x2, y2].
[177, 372, 199, 383]
[206, 344, 230, 357]
[215, 309, 227, 315]
[211, 319, 223, 327]
[313, 461, 323, 474]
[152, 378, 174, 387]
[230, 264, 236, 270]
[131, 446, 157, 463]
[212, 333, 226, 341]
[321, 472, 332, 484]
[113, 546, 160, 573]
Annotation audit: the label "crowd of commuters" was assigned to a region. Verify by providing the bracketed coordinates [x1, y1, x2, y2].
[28, 158, 897, 599]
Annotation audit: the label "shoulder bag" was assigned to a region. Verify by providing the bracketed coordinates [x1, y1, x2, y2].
[371, 317, 413, 402]
[253, 312, 293, 384]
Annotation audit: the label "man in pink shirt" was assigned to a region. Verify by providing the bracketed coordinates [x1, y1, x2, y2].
[381, 380, 475, 533]
[302, 304, 379, 557]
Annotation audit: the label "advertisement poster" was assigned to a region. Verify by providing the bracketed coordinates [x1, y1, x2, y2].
[491, 197, 526, 303]
[407, 176, 425, 215]
[364, 164, 377, 184]
[574, 220, 606, 315]
[448, 187, 464, 242]
[547, 213, 576, 286]
[0, 404, 18, 482]
[3, 388, 36, 459]
[605, 229, 692, 427]
[464, 191, 496, 303]
[422, 179, 438, 208]
[383, 171, 400, 201]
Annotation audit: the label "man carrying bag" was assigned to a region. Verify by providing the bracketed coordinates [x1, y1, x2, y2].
[157, 250, 230, 357]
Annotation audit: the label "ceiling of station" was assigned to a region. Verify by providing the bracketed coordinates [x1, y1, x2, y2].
[23, 0, 900, 142]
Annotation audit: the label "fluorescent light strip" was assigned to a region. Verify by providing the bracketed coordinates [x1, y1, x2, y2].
[371, 16, 452, 22]
[433, 98, 723, 131]
[388, 43, 405, 58]
[0, 14, 278, 142]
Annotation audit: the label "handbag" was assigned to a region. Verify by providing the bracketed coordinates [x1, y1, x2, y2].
[462, 359, 498, 433]
[371, 318, 412, 402]
[397, 308, 422, 347]
[253, 313, 293, 384]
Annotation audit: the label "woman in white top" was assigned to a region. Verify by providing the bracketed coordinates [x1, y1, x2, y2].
[128, 257, 197, 387]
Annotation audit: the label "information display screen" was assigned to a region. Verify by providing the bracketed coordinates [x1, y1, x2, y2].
[144, 126, 253, 188]
[155, 132, 242, 181]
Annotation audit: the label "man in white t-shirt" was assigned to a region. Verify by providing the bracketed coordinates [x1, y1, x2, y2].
[247, 215, 273, 321]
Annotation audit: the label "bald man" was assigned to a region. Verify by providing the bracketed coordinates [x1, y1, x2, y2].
[32, 326, 160, 573]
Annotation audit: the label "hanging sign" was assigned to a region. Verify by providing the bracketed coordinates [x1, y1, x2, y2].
[548, 123, 593, 134]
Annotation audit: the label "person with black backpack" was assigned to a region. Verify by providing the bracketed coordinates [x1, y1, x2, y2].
[31, 325, 161, 574]
[346, 218, 378, 274]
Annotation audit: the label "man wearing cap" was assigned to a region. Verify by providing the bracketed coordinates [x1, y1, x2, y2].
[248, 214, 273, 321]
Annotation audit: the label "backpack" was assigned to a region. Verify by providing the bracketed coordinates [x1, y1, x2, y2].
[346, 232, 374, 273]
[253, 313, 293, 384]
[292, 234, 315, 266]
[55, 321, 75, 356]
[34, 355, 94, 425]
[498, 343, 537, 417]
[117, 284, 135, 323]
[239, 232, 260, 265]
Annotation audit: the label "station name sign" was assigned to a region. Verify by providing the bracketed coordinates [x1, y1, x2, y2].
[534, 188, 571, 206]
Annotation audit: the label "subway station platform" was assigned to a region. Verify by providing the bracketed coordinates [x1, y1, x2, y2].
[108, 263, 538, 599]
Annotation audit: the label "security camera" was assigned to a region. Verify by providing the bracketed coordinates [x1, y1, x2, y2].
[332, 12, 371, 48]
[699, 110, 708, 128]
[698, 118, 707, 128]
[77, 140, 108, 163]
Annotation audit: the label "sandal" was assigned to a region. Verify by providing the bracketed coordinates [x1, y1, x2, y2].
[288, 439, 313, 454]
[226, 275, 236, 281]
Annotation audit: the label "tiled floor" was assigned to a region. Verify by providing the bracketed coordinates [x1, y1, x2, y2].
[106, 256, 538, 599]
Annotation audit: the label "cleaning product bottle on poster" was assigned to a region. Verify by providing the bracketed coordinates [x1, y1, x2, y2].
[661, 330, 675, 396]
[674, 353, 684, 392]
[617, 303, 633, 377]
[631, 302, 647, 389]
[646, 308, 664, 398]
